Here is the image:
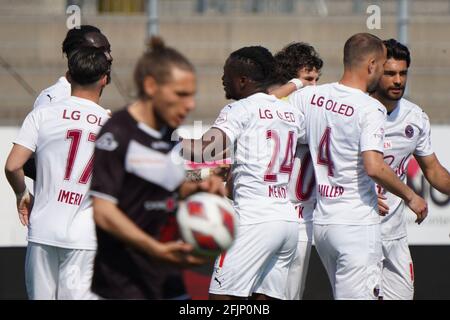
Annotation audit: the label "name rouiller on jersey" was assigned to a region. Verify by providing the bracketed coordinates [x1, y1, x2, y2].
[318, 184, 345, 198]
[310, 94, 355, 117]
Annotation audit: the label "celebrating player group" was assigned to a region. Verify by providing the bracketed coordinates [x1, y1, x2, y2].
[4, 24, 450, 300]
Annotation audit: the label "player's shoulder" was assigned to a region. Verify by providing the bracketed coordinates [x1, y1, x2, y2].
[102, 108, 133, 129]
[362, 95, 387, 117]
[399, 98, 430, 124]
[241, 92, 274, 105]
[222, 99, 245, 112]
[222, 93, 267, 114]
[290, 82, 326, 97]
[45, 76, 69, 91]
[399, 98, 425, 115]
[96, 108, 133, 151]
[34, 77, 70, 107]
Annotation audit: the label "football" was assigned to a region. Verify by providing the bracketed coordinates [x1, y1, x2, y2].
[177, 192, 238, 256]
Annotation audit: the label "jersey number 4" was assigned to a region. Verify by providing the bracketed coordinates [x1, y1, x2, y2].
[64, 129, 96, 184]
[317, 127, 334, 176]
[264, 130, 295, 182]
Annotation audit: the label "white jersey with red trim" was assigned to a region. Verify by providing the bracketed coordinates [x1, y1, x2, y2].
[212, 92, 305, 225]
[287, 143, 316, 223]
[378, 98, 433, 240]
[289, 83, 386, 225]
[33, 77, 71, 110]
[15, 96, 110, 249]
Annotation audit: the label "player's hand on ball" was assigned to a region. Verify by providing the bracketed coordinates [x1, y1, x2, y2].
[16, 188, 33, 226]
[212, 164, 230, 181]
[153, 241, 208, 267]
[199, 175, 227, 197]
[377, 193, 389, 216]
[407, 194, 428, 224]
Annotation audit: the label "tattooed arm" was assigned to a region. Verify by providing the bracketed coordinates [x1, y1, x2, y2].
[185, 165, 230, 182]
[185, 168, 207, 182]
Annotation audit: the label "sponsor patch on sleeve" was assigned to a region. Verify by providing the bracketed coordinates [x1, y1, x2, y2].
[214, 112, 228, 125]
[96, 132, 118, 151]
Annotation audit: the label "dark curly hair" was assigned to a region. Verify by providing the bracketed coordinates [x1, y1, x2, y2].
[274, 42, 323, 84]
[229, 46, 277, 89]
[384, 38, 411, 67]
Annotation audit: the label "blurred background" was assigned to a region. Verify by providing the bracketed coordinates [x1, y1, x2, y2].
[0, 0, 450, 125]
[0, 0, 449, 299]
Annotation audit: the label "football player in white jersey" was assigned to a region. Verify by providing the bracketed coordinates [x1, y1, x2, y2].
[33, 25, 112, 110]
[182, 46, 304, 300]
[272, 42, 323, 300]
[24, 25, 112, 181]
[5, 47, 112, 299]
[288, 33, 428, 300]
[371, 39, 450, 300]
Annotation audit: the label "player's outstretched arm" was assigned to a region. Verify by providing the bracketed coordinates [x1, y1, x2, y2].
[270, 79, 304, 99]
[363, 150, 428, 224]
[415, 153, 450, 196]
[5, 144, 34, 226]
[271, 82, 297, 99]
[180, 175, 227, 199]
[185, 164, 230, 182]
[181, 128, 231, 163]
[92, 197, 205, 267]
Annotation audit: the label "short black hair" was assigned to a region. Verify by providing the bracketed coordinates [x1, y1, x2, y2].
[343, 33, 384, 68]
[228, 46, 276, 88]
[274, 42, 323, 83]
[62, 25, 102, 56]
[68, 46, 111, 86]
[383, 38, 411, 67]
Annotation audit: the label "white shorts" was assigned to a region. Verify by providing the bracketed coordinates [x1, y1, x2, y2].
[209, 221, 298, 299]
[25, 242, 98, 300]
[381, 237, 414, 300]
[286, 220, 313, 300]
[314, 224, 382, 300]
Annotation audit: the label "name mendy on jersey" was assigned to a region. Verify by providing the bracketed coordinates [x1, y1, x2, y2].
[268, 185, 287, 199]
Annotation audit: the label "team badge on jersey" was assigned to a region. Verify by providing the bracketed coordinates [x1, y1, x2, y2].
[214, 111, 228, 125]
[96, 132, 118, 151]
[405, 125, 414, 138]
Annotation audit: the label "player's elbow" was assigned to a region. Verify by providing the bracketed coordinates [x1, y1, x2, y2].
[362, 151, 384, 179]
[92, 198, 112, 230]
[364, 161, 385, 180]
[4, 159, 21, 175]
[365, 165, 380, 179]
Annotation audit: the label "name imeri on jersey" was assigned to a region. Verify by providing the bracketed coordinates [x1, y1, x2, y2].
[57, 189, 84, 206]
